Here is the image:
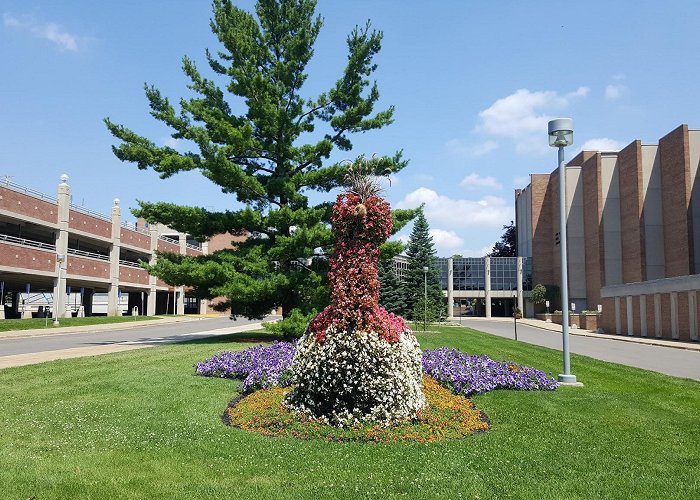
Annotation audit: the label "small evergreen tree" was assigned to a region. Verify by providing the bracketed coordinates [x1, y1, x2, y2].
[378, 258, 407, 316]
[403, 210, 444, 320]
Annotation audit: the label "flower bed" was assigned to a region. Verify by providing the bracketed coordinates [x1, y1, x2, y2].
[422, 347, 559, 396]
[195, 343, 558, 398]
[224, 375, 489, 442]
[194, 341, 295, 393]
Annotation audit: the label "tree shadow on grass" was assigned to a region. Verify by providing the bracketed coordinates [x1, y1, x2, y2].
[181, 330, 282, 346]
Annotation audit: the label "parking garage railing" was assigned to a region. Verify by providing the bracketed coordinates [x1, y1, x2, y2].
[0, 180, 58, 204]
[67, 248, 109, 261]
[119, 260, 143, 268]
[0, 233, 56, 251]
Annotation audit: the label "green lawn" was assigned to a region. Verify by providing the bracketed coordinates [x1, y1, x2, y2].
[1, 326, 698, 499]
[0, 315, 161, 332]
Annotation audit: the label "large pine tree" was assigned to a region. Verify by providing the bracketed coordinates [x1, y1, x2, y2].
[104, 0, 417, 318]
[403, 210, 445, 320]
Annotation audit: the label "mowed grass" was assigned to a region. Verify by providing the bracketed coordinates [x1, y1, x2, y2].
[1, 327, 699, 499]
[0, 315, 161, 332]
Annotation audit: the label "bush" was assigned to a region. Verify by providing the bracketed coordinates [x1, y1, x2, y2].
[263, 309, 315, 340]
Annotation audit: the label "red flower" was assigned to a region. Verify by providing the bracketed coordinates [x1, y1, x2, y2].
[308, 192, 409, 343]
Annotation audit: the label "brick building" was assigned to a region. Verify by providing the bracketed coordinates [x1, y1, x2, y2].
[0, 175, 206, 319]
[516, 124, 700, 341]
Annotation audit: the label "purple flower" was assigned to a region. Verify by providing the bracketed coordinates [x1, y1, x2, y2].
[194, 341, 295, 393]
[422, 347, 558, 396]
[195, 342, 558, 397]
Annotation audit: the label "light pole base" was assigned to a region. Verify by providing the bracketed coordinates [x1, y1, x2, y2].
[558, 373, 583, 386]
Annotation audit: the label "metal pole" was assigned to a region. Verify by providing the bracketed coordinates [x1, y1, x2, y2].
[53, 261, 61, 326]
[558, 145, 576, 383]
[423, 270, 427, 332]
[514, 294, 518, 341]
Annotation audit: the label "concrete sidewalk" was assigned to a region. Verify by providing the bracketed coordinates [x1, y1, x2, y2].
[449, 316, 700, 352]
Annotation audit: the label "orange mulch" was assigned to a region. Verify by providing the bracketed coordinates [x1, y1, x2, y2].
[223, 375, 490, 443]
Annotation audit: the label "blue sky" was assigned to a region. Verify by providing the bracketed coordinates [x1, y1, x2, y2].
[2, 1, 700, 257]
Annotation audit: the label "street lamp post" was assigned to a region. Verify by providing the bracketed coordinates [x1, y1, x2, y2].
[423, 266, 429, 332]
[513, 292, 518, 341]
[548, 118, 578, 384]
[53, 253, 65, 326]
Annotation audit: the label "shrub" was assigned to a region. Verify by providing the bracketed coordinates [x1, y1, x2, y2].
[263, 309, 315, 340]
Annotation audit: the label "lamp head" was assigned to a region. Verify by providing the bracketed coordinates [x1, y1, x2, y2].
[548, 118, 574, 147]
[423, 266, 429, 273]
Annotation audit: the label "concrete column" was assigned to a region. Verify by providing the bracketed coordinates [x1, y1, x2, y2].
[108, 198, 122, 316]
[485, 256, 491, 318]
[447, 257, 454, 318]
[11, 292, 20, 315]
[639, 294, 647, 337]
[21, 283, 32, 319]
[53, 174, 70, 318]
[516, 257, 524, 315]
[614, 296, 621, 335]
[83, 289, 94, 317]
[654, 293, 662, 338]
[689, 291, 697, 341]
[626, 295, 634, 336]
[198, 241, 209, 315]
[147, 225, 158, 316]
[177, 234, 187, 315]
[671, 292, 679, 340]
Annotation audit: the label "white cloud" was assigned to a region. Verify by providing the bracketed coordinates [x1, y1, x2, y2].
[476, 87, 588, 155]
[429, 229, 464, 250]
[395, 187, 513, 228]
[605, 84, 626, 100]
[580, 137, 625, 152]
[3, 13, 79, 52]
[460, 173, 502, 190]
[445, 138, 499, 158]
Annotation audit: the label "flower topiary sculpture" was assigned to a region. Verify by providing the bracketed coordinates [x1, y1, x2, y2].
[285, 161, 425, 426]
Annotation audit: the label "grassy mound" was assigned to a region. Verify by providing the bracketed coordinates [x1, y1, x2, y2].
[225, 375, 489, 442]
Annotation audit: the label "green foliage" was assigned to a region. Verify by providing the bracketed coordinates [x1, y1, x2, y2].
[378, 258, 407, 316]
[263, 308, 315, 340]
[412, 296, 442, 327]
[488, 220, 516, 257]
[105, 0, 412, 318]
[403, 210, 445, 320]
[531, 283, 547, 305]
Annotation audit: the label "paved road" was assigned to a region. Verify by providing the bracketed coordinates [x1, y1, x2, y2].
[457, 318, 700, 381]
[0, 316, 275, 368]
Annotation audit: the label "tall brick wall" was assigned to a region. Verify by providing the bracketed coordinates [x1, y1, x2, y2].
[659, 125, 691, 277]
[618, 141, 645, 283]
[582, 154, 603, 309]
[529, 174, 555, 288]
